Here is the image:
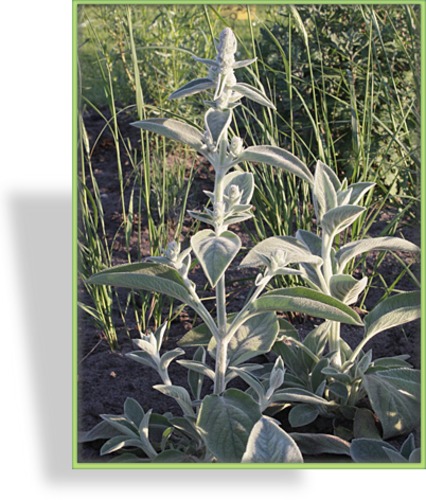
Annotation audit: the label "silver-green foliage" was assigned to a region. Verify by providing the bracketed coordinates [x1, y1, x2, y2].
[82, 28, 420, 464]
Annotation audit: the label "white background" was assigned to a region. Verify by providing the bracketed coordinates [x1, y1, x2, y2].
[0, 1, 424, 498]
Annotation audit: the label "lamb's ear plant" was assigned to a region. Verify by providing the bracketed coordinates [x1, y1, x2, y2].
[242, 159, 420, 441]
[81, 28, 372, 464]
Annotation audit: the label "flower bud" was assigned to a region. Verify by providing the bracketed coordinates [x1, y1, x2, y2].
[230, 136, 244, 156]
[228, 184, 242, 204]
[270, 249, 288, 272]
[217, 28, 237, 69]
[164, 241, 180, 262]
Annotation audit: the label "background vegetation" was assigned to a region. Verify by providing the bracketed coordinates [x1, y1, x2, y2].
[77, 3, 420, 351]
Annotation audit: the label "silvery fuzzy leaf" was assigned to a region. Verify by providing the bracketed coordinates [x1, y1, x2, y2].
[355, 350, 373, 376]
[177, 359, 215, 381]
[131, 337, 158, 357]
[138, 409, 159, 459]
[192, 56, 218, 66]
[400, 433, 416, 460]
[408, 448, 421, 463]
[196, 389, 262, 462]
[313, 160, 338, 220]
[223, 212, 254, 225]
[99, 414, 139, 438]
[191, 229, 241, 287]
[329, 274, 368, 305]
[250, 287, 363, 326]
[230, 367, 266, 403]
[159, 348, 185, 372]
[327, 381, 348, 400]
[364, 291, 420, 340]
[125, 351, 158, 371]
[336, 236, 420, 270]
[177, 323, 212, 347]
[296, 229, 322, 256]
[288, 404, 319, 427]
[363, 368, 420, 439]
[290, 433, 351, 456]
[303, 320, 332, 357]
[346, 182, 375, 205]
[100, 436, 144, 456]
[205, 107, 232, 145]
[223, 171, 255, 204]
[153, 384, 195, 418]
[228, 313, 280, 366]
[187, 210, 214, 225]
[315, 160, 341, 190]
[350, 438, 399, 463]
[232, 57, 257, 69]
[337, 187, 353, 207]
[271, 388, 334, 406]
[79, 420, 121, 443]
[366, 355, 412, 373]
[168, 77, 215, 100]
[124, 398, 145, 429]
[268, 357, 285, 395]
[353, 408, 381, 439]
[321, 205, 366, 236]
[88, 262, 194, 305]
[239, 145, 314, 185]
[241, 236, 322, 268]
[231, 82, 276, 109]
[242, 416, 303, 463]
[131, 118, 204, 151]
[383, 448, 409, 463]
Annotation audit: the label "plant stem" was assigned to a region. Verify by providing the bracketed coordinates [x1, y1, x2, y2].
[321, 231, 342, 367]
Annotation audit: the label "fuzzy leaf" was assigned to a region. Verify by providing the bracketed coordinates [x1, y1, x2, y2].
[241, 236, 322, 268]
[242, 416, 303, 463]
[226, 313, 280, 366]
[290, 433, 351, 456]
[336, 236, 420, 270]
[232, 82, 276, 109]
[123, 398, 145, 429]
[329, 275, 368, 305]
[196, 389, 262, 462]
[205, 108, 232, 144]
[223, 171, 254, 204]
[250, 287, 363, 325]
[321, 205, 365, 236]
[239, 145, 314, 185]
[350, 438, 399, 463]
[191, 229, 241, 287]
[177, 323, 212, 347]
[346, 182, 375, 205]
[288, 404, 319, 427]
[177, 359, 215, 381]
[313, 160, 338, 219]
[364, 291, 420, 340]
[131, 118, 204, 151]
[363, 368, 420, 438]
[88, 262, 194, 305]
[168, 77, 215, 100]
[153, 385, 195, 418]
[272, 388, 333, 406]
[79, 420, 121, 443]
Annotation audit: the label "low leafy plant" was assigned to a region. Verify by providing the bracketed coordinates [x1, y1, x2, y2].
[239, 158, 420, 440]
[80, 28, 420, 464]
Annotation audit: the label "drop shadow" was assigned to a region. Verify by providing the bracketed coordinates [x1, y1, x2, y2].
[10, 192, 303, 486]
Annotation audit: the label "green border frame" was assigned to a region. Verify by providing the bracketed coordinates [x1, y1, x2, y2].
[72, 0, 426, 469]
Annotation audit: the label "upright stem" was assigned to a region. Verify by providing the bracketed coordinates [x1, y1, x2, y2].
[321, 232, 342, 367]
[213, 148, 229, 394]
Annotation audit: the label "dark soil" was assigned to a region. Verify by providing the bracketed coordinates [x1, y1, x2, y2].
[77, 107, 421, 463]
